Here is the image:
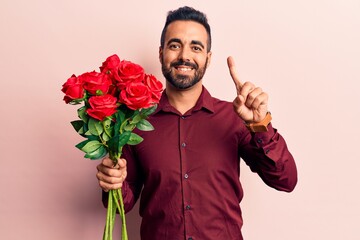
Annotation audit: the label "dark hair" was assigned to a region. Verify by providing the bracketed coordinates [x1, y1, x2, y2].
[160, 6, 212, 52]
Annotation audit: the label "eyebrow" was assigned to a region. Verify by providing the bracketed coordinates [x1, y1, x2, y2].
[167, 38, 182, 45]
[191, 40, 205, 49]
[167, 38, 205, 49]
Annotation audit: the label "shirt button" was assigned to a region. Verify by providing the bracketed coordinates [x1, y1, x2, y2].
[185, 205, 191, 210]
[181, 116, 186, 119]
[265, 149, 270, 154]
[184, 173, 189, 179]
[181, 142, 186, 147]
[188, 238, 193, 240]
[257, 138, 263, 144]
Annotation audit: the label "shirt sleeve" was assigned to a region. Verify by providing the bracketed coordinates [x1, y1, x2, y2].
[102, 144, 144, 213]
[239, 123, 298, 192]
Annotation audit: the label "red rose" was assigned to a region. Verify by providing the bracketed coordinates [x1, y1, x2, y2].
[100, 54, 121, 76]
[113, 60, 145, 89]
[144, 74, 163, 103]
[119, 82, 152, 110]
[107, 84, 118, 97]
[86, 94, 118, 121]
[61, 74, 85, 103]
[80, 71, 112, 95]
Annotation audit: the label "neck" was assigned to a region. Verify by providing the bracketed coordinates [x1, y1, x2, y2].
[165, 82, 203, 115]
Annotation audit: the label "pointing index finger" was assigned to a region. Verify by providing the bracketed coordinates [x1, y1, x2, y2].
[227, 56, 243, 94]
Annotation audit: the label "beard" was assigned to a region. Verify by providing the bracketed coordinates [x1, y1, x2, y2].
[161, 58, 208, 90]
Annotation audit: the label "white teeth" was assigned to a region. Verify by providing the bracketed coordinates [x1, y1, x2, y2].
[177, 67, 192, 72]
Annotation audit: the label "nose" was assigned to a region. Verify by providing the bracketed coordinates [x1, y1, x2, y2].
[178, 46, 191, 62]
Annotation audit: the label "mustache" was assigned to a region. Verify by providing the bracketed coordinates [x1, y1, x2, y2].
[170, 61, 198, 69]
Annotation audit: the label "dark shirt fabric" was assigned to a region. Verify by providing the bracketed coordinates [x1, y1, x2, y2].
[105, 86, 297, 240]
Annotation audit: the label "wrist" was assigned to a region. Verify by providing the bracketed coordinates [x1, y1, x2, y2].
[245, 112, 272, 132]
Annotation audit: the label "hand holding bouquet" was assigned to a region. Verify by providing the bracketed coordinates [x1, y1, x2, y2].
[61, 54, 163, 239]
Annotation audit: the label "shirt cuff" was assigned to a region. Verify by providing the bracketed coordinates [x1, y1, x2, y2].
[252, 123, 277, 148]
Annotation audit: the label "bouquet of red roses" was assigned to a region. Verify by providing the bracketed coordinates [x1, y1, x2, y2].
[61, 54, 163, 240]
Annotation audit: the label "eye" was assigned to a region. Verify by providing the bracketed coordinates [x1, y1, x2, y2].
[169, 44, 180, 49]
[192, 46, 203, 52]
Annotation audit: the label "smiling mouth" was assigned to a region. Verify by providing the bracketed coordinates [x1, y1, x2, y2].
[174, 66, 193, 72]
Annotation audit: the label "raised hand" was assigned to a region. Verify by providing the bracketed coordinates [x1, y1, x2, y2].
[227, 56, 268, 123]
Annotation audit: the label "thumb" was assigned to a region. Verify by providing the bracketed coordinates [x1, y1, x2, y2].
[234, 94, 245, 107]
[102, 157, 114, 167]
[118, 158, 127, 168]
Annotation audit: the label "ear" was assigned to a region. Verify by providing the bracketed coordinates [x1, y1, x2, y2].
[206, 51, 212, 68]
[159, 46, 163, 64]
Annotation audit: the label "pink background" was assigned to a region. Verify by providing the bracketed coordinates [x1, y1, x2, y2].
[1, 1, 360, 239]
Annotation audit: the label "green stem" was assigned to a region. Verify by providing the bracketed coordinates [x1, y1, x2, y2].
[114, 189, 128, 240]
[103, 190, 113, 240]
[111, 191, 117, 234]
[120, 191, 128, 240]
[102, 152, 128, 240]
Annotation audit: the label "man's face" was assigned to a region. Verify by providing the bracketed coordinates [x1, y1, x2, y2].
[159, 20, 212, 90]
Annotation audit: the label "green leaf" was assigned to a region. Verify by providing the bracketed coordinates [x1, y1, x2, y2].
[78, 106, 88, 123]
[107, 131, 131, 153]
[131, 113, 143, 124]
[87, 135, 100, 141]
[124, 123, 136, 132]
[71, 120, 84, 132]
[136, 119, 154, 131]
[68, 99, 83, 105]
[117, 110, 126, 123]
[103, 118, 112, 129]
[85, 145, 107, 160]
[88, 118, 104, 136]
[102, 131, 110, 142]
[108, 135, 120, 153]
[118, 131, 131, 147]
[78, 127, 85, 135]
[128, 132, 144, 145]
[102, 118, 113, 137]
[82, 122, 89, 133]
[81, 140, 102, 153]
[113, 112, 124, 136]
[84, 130, 92, 136]
[75, 139, 91, 150]
[140, 104, 157, 116]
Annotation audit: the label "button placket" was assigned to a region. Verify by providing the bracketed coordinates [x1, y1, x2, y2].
[179, 115, 192, 238]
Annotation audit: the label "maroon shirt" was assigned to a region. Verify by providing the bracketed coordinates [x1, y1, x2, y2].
[108, 87, 297, 240]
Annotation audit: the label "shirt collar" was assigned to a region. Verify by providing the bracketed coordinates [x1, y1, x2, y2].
[153, 86, 215, 115]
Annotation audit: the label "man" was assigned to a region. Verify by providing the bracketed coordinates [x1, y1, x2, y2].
[96, 6, 297, 240]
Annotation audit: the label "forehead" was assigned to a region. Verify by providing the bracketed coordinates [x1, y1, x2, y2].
[164, 20, 208, 44]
